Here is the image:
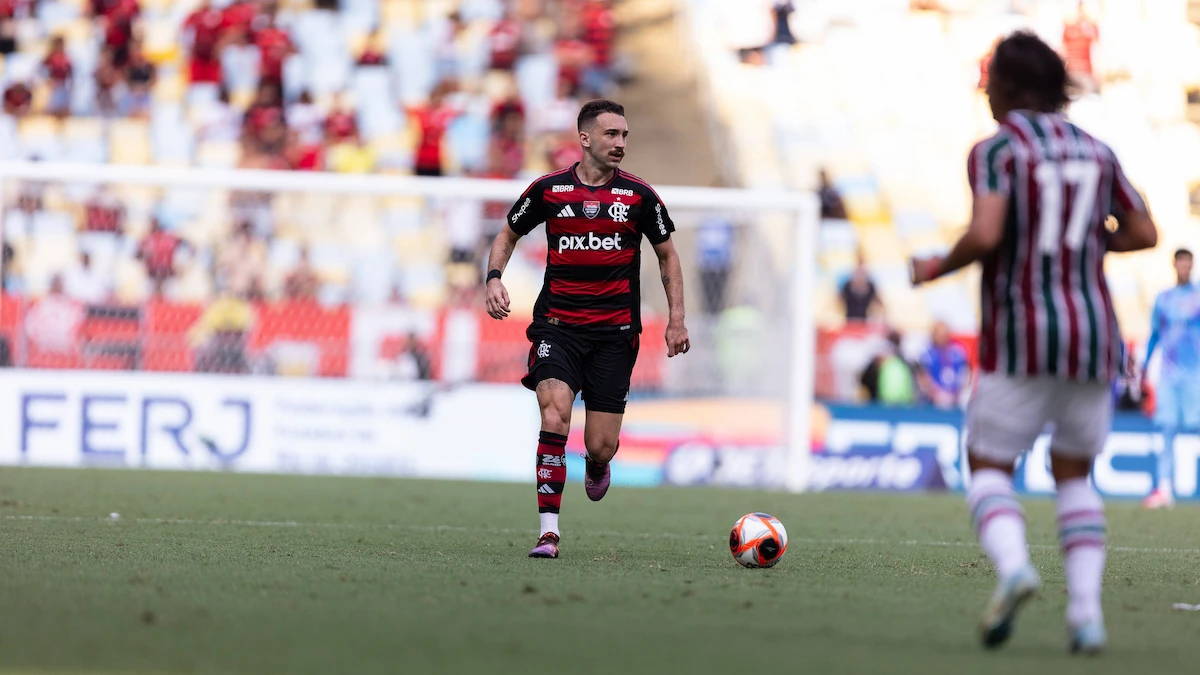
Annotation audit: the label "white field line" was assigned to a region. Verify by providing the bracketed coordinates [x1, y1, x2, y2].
[3, 514, 1198, 555]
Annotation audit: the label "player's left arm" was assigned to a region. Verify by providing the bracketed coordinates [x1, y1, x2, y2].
[652, 238, 690, 357]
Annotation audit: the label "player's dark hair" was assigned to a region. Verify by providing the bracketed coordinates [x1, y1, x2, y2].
[1175, 248, 1193, 260]
[577, 100, 625, 132]
[988, 31, 1070, 114]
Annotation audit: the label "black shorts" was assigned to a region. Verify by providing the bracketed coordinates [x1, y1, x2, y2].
[521, 324, 639, 414]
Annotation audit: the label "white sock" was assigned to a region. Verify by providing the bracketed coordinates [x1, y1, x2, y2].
[1057, 478, 1106, 627]
[967, 468, 1030, 579]
[539, 512, 559, 537]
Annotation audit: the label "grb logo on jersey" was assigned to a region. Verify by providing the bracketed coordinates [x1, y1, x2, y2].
[537, 341, 551, 358]
[609, 202, 630, 223]
[552, 185, 574, 193]
[583, 201, 600, 218]
[558, 232, 622, 253]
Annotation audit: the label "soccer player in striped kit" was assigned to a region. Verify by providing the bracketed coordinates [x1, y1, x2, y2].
[912, 32, 1157, 653]
[484, 100, 691, 559]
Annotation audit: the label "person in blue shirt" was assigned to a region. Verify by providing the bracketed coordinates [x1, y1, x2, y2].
[918, 320, 971, 408]
[1142, 248, 1200, 509]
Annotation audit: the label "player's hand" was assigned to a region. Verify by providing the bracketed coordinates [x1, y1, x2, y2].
[910, 255, 944, 287]
[665, 319, 690, 357]
[485, 279, 510, 320]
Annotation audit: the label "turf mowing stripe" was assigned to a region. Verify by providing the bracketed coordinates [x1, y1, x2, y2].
[4, 515, 1197, 555]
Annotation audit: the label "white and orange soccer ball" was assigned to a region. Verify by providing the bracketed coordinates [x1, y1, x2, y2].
[729, 512, 788, 568]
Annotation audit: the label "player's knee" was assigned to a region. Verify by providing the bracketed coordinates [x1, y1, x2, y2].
[538, 399, 571, 435]
[1049, 453, 1092, 483]
[585, 436, 619, 463]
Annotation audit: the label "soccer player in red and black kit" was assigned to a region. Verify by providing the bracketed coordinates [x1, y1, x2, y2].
[485, 100, 690, 559]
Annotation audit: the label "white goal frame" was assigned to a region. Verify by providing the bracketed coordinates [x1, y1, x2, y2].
[0, 160, 819, 492]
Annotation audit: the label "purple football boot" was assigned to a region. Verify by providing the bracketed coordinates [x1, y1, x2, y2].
[528, 532, 560, 558]
[583, 454, 611, 501]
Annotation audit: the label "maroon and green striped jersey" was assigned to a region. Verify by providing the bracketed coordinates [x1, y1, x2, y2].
[507, 163, 675, 338]
[970, 110, 1145, 382]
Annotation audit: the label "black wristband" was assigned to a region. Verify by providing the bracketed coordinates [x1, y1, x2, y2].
[486, 269, 502, 283]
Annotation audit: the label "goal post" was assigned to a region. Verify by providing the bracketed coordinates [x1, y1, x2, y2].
[0, 160, 818, 492]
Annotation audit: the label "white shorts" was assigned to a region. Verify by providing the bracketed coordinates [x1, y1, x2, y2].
[965, 373, 1113, 464]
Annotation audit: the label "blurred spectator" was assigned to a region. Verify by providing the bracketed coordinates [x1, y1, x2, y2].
[547, 129, 582, 169]
[123, 40, 156, 118]
[284, 129, 323, 170]
[0, 0, 15, 56]
[840, 257, 881, 323]
[215, 220, 266, 297]
[283, 246, 320, 301]
[2, 79, 31, 116]
[433, 12, 467, 82]
[328, 132, 376, 173]
[24, 275, 84, 354]
[697, 212, 735, 315]
[84, 186, 126, 233]
[62, 252, 112, 305]
[357, 27, 388, 66]
[818, 169, 847, 220]
[1062, 1, 1098, 93]
[97, 0, 140, 68]
[220, 0, 257, 46]
[287, 90, 324, 145]
[555, 16, 594, 96]
[196, 85, 241, 143]
[770, 1, 797, 46]
[42, 36, 74, 118]
[488, 5, 522, 71]
[409, 81, 462, 177]
[1, 240, 14, 293]
[184, 0, 226, 90]
[94, 46, 121, 117]
[388, 333, 433, 381]
[532, 77, 579, 136]
[323, 92, 359, 144]
[137, 217, 188, 297]
[581, 0, 616, 95]
[489, 98, 526, 178]
[190, 290, 254, 374]
[916, 321, 969, 408]
[253, 9, 295, 87]
[860, 331, 915, 405]
[242, 80, 286, 154]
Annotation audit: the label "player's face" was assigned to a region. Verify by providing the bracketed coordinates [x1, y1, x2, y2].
[1175, 255, 1193, 284]
[582, 113, 628, 170]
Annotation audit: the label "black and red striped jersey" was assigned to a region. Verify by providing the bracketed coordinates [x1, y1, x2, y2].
[507, 163, 675, 338]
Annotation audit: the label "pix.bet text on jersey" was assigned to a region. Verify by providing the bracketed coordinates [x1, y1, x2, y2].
[507, 164, 675, 337]
[970, 110, 1145, 381]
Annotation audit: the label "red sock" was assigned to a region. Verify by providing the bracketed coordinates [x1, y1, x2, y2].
[536, 431, 567, 513]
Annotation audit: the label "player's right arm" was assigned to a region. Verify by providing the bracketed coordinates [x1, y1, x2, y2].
[485, 224, 521, 320]
[485, 179, 549, 320]
[1105, 154, 1157, 253]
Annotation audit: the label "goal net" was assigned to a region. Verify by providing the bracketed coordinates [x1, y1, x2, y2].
[0, 161, 817, 490]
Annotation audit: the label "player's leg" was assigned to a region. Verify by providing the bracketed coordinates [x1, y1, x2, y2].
[1048, 380, 1113, 654]
[521, 328, 584, 558]
[964, 374, 1047, 648]
[579, 335, 639, 502]
[1145, 379, 1181, 508]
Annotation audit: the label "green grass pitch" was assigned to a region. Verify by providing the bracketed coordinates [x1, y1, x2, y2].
[0, 467, 1198, 674]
